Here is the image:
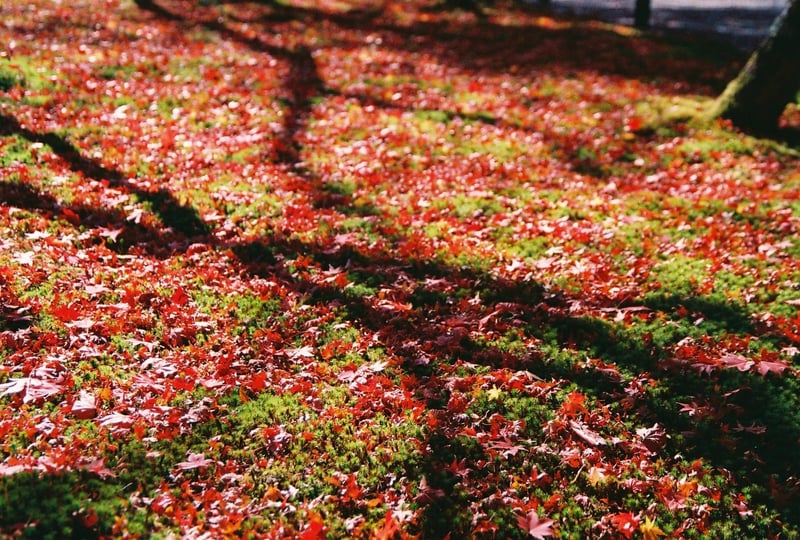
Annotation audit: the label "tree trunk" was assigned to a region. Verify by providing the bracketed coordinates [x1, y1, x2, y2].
[709, 0, 800, 134]
[634, 0, 651, 29]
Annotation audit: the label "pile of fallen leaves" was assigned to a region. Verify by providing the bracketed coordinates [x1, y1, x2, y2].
[1, 0, 799, 538]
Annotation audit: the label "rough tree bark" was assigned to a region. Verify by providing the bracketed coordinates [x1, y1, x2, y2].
[634, 0, 651, 29]
[709, 0, 800, 133]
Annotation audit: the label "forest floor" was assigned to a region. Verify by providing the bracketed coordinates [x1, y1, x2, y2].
[1, 0, 800, 538]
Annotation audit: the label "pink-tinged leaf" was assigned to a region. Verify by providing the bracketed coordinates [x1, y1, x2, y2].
[131, 373, 165, 392]
[0, 377, 64, 403]
[733, 422, 767, 435]
[84, 284, 111, 296]
[286, 345, 315, 360]
[200, 377, 227, 389]
[488, 439, 527, 457]
[13, 251, 35, 266]
[0, 378, 28, 397]
[82, 457, 115, 479]
[0, 463, 27, 476]
[99, 302, 131, 312]
[636, 423, 668, 453]
[70, 390, 97, 419]
[720, 353, 753, 372]
[98, 412, 134, 428]
[97, 227, 123, 242]
[176, 452, 214, 470]
[753, 360, 790, 376]
[569, 420, 607, 446]
[414, 476, 446, 504]
[68, 318, 96, 330]
[517, 511, 555, 539]
[151, 492, 176, 514]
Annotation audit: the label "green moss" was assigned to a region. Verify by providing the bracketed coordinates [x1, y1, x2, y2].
[437, 194, 507, 219]
[649, 255, 710, 297]
[0, 471, 130, 539]
[0, 135, 39, 167]
[194, 290, 282, 336]
[217, 391, 425, 535]
[0, 56, 56, 91]
[0, 65, 23, 91]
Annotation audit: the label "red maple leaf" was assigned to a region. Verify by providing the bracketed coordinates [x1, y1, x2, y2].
[610, 512, 640, 539]
[373, 510, 400, 540]
[170, 287, 191, 306]
[299, 512, 327, 540]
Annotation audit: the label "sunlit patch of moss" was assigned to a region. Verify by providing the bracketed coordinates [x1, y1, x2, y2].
[343, 269, 384, 300]
[437, 193, 507, 219]
[218, 192, 282, 226]
[454, 133, 528, 162]
[193, 289, 282, 337]
[0, 135, 40, 168]
[217, 390, 424, 535]
[70, 359, 117, 389]
[423, 220, 449, 240]
[502, 235, 552, 260]
[648, 255, 710, 297]
[763, 282, 800, 318]
[676, 131, 758, 163]
[635, 95, 709, 130]
[0, 56, 59, 92]
[413, 109, 450, 124]
[95, 61, 160, 81]
[335, 215, 383, 244]
[0, 66, 22, 91]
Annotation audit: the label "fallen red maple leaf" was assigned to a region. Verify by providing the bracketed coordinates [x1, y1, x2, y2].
[70, 390, 97, 419]
[299, 512, 326, 540]
[373, 510, 401, 540]
[610, 512, 640, 539]
[0, 377, 64, 404]
[570, 420, 607, 447]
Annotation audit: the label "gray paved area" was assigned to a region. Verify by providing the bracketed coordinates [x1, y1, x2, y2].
[546, 0, 788, 50]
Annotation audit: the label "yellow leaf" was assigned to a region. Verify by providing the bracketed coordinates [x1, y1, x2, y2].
[486, 386, 502, 401]
[586, 466, 607, 487]
[640, 516, 666, 540]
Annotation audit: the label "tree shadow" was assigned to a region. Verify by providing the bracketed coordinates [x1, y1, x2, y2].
[192, 0, 743, 89]
[230, 229, 800, 533]
[769, 126, 800, 148]
[0, 113, 209, 243]
[123, 1, 799, 533]
[552, 309, 800, 490]
[4, 1, 797, 535]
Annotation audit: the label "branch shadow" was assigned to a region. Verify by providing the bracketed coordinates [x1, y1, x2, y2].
[208, 0, 743, 89]
[231, 227, 800, 533]
[0, 113, 209, 245]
